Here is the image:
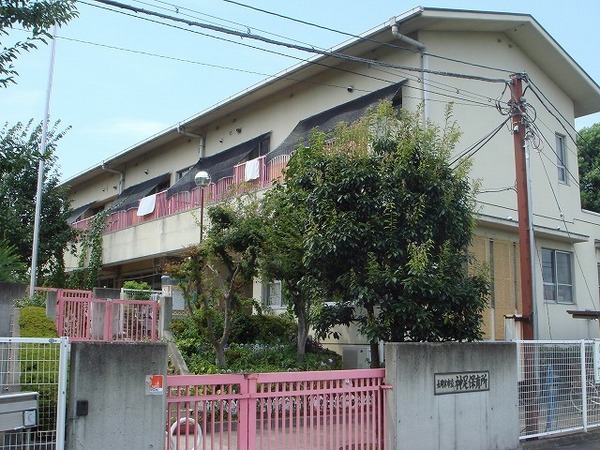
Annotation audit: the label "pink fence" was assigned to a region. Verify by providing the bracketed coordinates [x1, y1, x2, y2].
[167, 368, 387, 450]
[70, 155, 292, 235]
[55, 289, 158, 342]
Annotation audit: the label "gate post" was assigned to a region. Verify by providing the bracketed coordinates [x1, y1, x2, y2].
[55, 290, 65, 336]
[239, 373, 258, 450]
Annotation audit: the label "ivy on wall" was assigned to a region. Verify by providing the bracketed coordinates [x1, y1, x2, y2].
[69, 211, 107, 289]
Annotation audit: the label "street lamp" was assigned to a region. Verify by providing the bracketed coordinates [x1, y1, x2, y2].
[194, 170, 211, 241]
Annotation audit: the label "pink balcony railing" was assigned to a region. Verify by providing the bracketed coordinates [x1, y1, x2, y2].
[70, 154, 292, 234]
[55, 289, 158, 342]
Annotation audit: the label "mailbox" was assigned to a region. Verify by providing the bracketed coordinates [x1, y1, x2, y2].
[0, 392, 39, 432]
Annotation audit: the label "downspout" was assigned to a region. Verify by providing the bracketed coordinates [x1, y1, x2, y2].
[177, 123, 206, 158]
[391, 24, 429, 123]
[101, 163, 125, 195]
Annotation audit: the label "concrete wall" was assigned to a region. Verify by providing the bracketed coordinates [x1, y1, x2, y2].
[0, 282, 25, 337]
[66, 342, 167, 450]
[385, 342, 519, 450]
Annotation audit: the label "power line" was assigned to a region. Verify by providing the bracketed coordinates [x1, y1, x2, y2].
[219, 0, 517, 75]
[88, 0, 509, 84]
[79, 0, 508, 114]
[144, 0, 509, 107]
[56, 34, 374, 94]
[450, 116, 511, 166]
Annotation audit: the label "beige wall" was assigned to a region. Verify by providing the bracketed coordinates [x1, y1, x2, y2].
[66, 26, 600, 342]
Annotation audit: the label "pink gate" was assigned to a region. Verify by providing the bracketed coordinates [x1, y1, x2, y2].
[167, 369, 388, 449]
[55, 289, 158, 341]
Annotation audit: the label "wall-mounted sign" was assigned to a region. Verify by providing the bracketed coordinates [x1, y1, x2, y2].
[146, 375, 164, 396]
[434, 371, 489, 395]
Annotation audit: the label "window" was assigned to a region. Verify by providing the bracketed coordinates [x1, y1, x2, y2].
[176, 166, 192, 180]
[262, 280, 285, 309]
[542, 248, 573, 303]
[556, 134, 567, 183]
[248, 136, 270, 160]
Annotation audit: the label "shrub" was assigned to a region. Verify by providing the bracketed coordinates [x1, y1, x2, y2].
[18, 306, 60, 432]
[171, 311, 342, 374]
[19, 306, 58, 337]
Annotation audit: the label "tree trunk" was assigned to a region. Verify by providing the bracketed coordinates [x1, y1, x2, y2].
[369, 340, 380, 368]
[296, 307, 309, 363]
[214, 342, 226, 368]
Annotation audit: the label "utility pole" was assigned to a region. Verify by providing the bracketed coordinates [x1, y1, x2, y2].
[510, 72, 538, 434]
[509, 73, 534, 340]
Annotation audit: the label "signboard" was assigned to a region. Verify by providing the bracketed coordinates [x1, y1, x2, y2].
[145, 375, 164, 396]
[434, 371, 489, 395]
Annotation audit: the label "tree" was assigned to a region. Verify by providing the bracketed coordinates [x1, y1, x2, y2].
[0, 238, 26, 282]
[578, 123, 600, 212]
[281, 102, 488, 367]
[165, 194, 264, 368]
[1, 0, 78, 87]
[260, 182, 321, 363]
[0, 120, 76, 285]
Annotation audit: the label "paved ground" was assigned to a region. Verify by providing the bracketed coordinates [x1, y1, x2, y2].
[521, 429, 600, 449]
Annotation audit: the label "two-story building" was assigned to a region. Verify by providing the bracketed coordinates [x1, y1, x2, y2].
[64, 7, 600, 360]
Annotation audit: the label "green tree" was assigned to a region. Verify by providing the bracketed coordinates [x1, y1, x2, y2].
[1, 0, 78, 87]
[260, 183, 321, 363]
[0, 120, 76, 286]
[578, 123, 600, 212]
[281, 102, 488, 367]
[0, 238, 26, 282]
[166, 194, 264, 368]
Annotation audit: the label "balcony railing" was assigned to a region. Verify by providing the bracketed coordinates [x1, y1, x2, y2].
[71, 154, 290, 235]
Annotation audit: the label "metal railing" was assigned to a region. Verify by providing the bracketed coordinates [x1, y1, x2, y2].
[0, 337, 69, 450]
[56, 289, 159, 342]
[71, 154, 292, 235]
[517, 340, 600, 440]
[167, 368, 386, 449]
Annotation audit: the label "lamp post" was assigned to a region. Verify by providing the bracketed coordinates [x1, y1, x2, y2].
[194, 170, 211, 242]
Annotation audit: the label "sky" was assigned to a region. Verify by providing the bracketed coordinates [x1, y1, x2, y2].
[2, 0, 599, 181]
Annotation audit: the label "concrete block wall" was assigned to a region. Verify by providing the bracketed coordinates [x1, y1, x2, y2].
[66, 342, 167, 450]
[0, 282, 25, 337]
[385, 342, 519, 450]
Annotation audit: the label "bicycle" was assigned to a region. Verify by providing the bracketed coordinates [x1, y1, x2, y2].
[569, 375, 600, 413]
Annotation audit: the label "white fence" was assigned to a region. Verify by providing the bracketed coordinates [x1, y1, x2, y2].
[517, 340, 600, 440]
[0, 337, 69, 449]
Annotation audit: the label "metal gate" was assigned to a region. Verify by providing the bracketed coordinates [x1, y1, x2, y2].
[0, 337, 69, 449]
[167, 369, 387, 450]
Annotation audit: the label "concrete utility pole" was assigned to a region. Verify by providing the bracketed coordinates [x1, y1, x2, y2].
[29, 26, 57, 296]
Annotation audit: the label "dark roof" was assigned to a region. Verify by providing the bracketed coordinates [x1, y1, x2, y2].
[67, 201, 96, 224]
[265, 81, 405, 164]
[166, 132, 271, 199]
[111, 172, 171, 212]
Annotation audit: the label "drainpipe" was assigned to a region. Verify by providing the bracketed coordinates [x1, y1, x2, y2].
[101, 163, 125, 194]
[391, 24, 429, 123]
[177, 123, 205, 158]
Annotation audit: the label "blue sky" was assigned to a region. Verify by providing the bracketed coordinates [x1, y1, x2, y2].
[2, 0, 599, 181]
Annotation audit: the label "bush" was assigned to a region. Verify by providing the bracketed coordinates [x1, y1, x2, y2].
[19, 306, 58, 337]
[18, 306, 60, 432]
[170, 311, 342, 374]
[14, 291, 48, 308]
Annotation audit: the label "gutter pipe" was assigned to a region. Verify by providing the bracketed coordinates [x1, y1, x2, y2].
[391, 24, 429, 122]
[177, 123, 205, 158]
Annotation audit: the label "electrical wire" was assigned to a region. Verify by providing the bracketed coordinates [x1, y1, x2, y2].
[450, 116, 511, 166]
[77, 0, 510, 115]
[218, 0, 518, 75]
[87, 0, 510, 84]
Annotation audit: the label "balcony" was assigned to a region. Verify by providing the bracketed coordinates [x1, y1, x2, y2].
[71, 154, 290, 234]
